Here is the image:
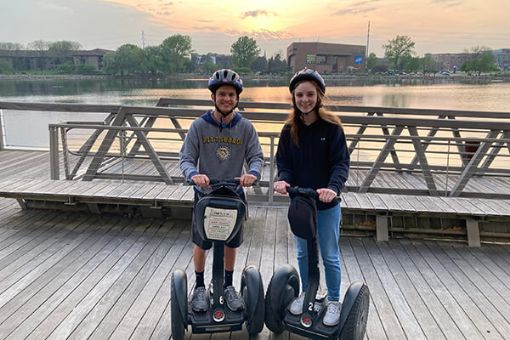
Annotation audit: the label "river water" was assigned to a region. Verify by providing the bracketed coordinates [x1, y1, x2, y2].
[1, 78, 509, 148]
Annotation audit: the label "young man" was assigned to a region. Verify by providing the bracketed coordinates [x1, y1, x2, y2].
[179, 69, 264, 312]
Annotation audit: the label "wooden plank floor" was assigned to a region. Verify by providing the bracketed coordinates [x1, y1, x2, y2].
[0, 197, 509, 339]
[3, 150, 510, 198]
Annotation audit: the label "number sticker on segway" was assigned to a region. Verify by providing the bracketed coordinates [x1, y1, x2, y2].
[203, 207, 238, 241]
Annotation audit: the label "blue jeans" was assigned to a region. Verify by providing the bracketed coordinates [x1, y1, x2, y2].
[295, 204, 341, 301]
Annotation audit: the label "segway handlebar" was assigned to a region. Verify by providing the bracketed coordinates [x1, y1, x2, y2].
[287, 186, 339, 204]
[185, 178, 240, 186]
[287, 187, 318, 199]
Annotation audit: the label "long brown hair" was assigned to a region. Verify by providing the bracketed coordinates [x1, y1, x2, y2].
[286, 80, 342, 145]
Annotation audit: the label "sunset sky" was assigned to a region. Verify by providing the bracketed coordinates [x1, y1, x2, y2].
[1, 0, 508, 57]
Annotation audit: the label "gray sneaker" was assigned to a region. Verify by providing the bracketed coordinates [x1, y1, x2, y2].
[323, 301, 341, 326]
[191, 286, 209, 312]
[224, 285, 244, 311]
[289, 292, 305, 315]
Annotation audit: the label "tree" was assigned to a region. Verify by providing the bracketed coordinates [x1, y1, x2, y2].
[142, 46, 164, 76]
[160, 34, 193, 74]
[267, 53, 288, 74]
[105, 44, 144, 76]
[383, 35, 415, 70]
[421, 54, 438, 74]
[366, 53, 377, 72]
[0, 60, 14, 74]
[48, 41, 82, 53]
[28, 40, 51, 50]
[0, 42, 24, 50]
[251, 56, 268, 74]
[461, 47, 499, 75]
[231, 36, 260, 70]
[401, 56, 421, 73]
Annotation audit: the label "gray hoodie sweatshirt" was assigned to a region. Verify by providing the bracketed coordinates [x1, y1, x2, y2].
[179, 110, 264, 188]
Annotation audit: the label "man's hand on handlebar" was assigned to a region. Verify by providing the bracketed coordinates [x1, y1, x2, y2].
[191, 174, 210, 188]
[238, 174, 257, 187]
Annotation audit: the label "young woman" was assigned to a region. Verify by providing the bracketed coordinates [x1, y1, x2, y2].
[273, 68, 350, 326]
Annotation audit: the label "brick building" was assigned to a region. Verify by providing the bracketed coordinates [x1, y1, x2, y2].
[0, 49, 111, 71]
[287, 42, 366, 73]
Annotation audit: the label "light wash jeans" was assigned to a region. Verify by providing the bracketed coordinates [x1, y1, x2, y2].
[295, 203, 341, 301]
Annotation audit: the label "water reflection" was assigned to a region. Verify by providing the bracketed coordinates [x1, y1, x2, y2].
[1, 78, 510, 148]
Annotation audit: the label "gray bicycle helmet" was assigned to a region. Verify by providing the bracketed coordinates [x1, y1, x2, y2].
[208, 69, 243, 94]
[289, 68, 326, 94]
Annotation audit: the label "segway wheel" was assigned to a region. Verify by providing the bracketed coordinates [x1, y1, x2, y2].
[264, 264, 300, 334]
[339, 283, 370, 340]
[241, 265, 265, 336]
[170, 270, 188, 340]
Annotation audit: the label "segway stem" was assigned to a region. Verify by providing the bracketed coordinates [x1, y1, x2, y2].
[212, 241, 225, 309]
[303, 237, 320, 316]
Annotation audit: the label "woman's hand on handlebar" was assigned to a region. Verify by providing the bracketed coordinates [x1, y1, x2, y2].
[273, 180, 290, 194]
[317, 188, 337, 203]
[191, 174, 210, 188]
[238, 174, 257, 187]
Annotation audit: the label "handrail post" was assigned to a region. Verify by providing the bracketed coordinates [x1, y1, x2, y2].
[0, 109, 4, 150]
[49, 125, 60, 180]
[268, 136, 276, 203]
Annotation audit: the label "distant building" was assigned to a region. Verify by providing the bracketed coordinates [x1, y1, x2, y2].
[493, 49, 510, 70]
[191, 53, 231, 72]
[0, 49, 111, 71]
[287, 42, 366, 73]
[430, 49, 510, 71]
[429, 53, 471, 71]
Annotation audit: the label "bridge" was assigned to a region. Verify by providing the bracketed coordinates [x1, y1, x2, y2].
[0, 99, 509, 339]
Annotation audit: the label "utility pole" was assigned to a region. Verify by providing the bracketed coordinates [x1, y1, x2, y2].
[366, 21, 370, 71]
[142, 30, 145, 49]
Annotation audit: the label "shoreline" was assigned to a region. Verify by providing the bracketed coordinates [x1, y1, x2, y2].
[0, 73, 509, 84]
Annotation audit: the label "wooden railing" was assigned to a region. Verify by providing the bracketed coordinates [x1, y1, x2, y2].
[2, 99, 510, 199]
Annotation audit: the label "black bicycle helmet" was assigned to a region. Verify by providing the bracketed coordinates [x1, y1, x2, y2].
[289, 68, 326, 94]
[208, 69, 243, 94]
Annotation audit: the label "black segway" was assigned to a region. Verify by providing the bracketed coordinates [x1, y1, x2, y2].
[170, 179, 265, 340]
[265, 187, 369, 340]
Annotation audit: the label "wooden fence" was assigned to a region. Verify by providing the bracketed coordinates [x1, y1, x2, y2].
[2, 99, 510, 200]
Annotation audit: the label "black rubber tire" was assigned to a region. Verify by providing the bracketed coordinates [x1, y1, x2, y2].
[339, 284, 370, 340]
[264, 265, 299, 334]
[241, 266, 265, 336]
[170, 271, 187, 340]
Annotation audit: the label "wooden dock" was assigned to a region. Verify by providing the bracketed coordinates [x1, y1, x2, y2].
[0, 195, 510, 340]
[0, 149, 510, 339]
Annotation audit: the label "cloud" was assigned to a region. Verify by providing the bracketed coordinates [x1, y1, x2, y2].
[335, 7, 376, 15]
[222, 28, 292, 40]
[350, 0, 381, 6]
[192, 25, 218, 31]
[240, 10, 276, 19]
[430, 0, 463, 6]
[333, 0, 380, 16]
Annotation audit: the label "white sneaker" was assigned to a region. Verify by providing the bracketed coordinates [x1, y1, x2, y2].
[289, 292, 305, 315]
[323, 301, 341, 326]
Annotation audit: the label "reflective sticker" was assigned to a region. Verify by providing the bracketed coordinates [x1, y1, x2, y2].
[204, 207, 238, 241]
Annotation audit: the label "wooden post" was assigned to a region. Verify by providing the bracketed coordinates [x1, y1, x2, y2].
[49, 126, 60, 180]
[0, 109, 4, 150]
[268, 136, 275, 203]
[466, 218, 481, 247]
[376, 215, 389, 242]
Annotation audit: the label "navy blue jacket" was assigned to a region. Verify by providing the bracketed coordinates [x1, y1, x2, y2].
[276, 118, 350, 210]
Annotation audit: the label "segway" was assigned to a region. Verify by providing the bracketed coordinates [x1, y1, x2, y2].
[170, 179, 265, 340]
[265, 187, 369, 340]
